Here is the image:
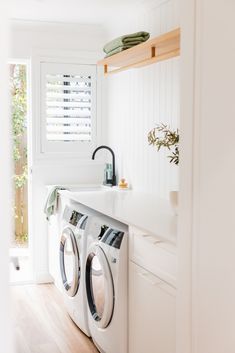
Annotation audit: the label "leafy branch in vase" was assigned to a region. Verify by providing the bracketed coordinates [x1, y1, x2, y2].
[148, 123, 179, 165]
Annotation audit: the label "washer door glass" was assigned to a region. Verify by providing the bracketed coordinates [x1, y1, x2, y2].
[60, 227, 80, 297]
[86, 245, 114, 328]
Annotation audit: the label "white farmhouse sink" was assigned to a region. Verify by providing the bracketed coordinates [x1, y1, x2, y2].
[67, 184, 112, 192]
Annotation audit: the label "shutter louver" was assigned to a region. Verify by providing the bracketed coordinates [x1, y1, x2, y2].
[46, 73, 92, 142]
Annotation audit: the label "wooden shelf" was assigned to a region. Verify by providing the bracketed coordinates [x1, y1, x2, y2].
[97, 28, 180, 76]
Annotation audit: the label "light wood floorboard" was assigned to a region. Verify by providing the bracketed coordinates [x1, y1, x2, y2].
[11, 284, 99, 353]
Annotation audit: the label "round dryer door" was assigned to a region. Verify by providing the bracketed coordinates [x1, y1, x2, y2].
[86, 244, 114, 328]
[60, 227, 80, 297]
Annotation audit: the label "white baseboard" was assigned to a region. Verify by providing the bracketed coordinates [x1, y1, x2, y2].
[10, 279, 35, 286]
[35, 272, 54, 284]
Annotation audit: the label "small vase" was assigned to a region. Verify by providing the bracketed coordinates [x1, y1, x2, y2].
[169, 191, 178, 215]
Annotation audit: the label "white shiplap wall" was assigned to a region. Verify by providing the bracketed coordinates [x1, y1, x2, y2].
[105, 0, 180, 198]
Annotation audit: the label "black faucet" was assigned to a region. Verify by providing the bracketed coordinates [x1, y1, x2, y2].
[92, 145, 116, 186]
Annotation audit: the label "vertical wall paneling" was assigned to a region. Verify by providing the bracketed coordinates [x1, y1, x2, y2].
[106, 0, 180, 198]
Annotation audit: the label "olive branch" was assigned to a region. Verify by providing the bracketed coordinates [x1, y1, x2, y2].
[148, 123, 179, 165]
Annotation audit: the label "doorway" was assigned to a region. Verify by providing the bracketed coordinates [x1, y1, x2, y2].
[9, 61, 33, 283]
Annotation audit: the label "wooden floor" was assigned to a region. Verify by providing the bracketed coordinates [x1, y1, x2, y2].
[11, 284, 99, 353]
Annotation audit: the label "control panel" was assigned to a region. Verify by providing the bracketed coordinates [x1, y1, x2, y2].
[63, 206, 84, 227]
[101, 227, 124, 249]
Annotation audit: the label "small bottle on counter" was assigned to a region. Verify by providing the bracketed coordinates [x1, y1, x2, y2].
[118, 178, 129, 189]
[103, 163, 113, 185]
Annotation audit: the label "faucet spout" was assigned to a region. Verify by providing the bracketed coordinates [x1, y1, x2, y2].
[92, 145, 116, 186]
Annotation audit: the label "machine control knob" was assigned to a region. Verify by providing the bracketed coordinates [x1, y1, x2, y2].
[111, 257, 117, 263]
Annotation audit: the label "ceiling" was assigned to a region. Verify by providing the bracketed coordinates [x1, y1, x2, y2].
[9, 0, 148, 25]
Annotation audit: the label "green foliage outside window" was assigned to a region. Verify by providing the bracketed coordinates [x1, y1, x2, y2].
[10, 65, 28, 187]
[10, 64, 28, 246]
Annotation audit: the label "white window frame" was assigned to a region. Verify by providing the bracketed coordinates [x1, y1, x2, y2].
[31, 50, 103, 162]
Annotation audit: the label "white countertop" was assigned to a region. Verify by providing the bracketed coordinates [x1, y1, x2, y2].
[59, 188, 177, 244]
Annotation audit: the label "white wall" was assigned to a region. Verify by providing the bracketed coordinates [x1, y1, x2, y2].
[10, 20, 107, 281]
[177, 0, 195, 351]
[179, 0, 235, 352]
[105, 0, 180, 197]
[192, 1, 235, 352]
[10, 20, 106, 59]
[0, 14, 14, 353]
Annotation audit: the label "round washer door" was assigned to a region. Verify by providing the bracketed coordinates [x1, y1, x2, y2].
[86, 244, 114, 328]
[60, 227, 80, 297]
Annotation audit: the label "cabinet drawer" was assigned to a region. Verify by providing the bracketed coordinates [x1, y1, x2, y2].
[129, 261, 176, 353]
[129, 227, 177, 286]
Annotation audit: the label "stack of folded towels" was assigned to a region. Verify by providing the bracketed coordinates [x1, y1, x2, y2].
[103, 31, 150, 58]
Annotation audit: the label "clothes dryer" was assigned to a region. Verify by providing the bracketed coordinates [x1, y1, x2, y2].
[85, 216, 128, 353]
[59, 201, 93, 336]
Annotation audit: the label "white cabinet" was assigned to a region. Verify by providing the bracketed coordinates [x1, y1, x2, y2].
[129, 229, 177, 287]
[129, 262, 176, 353]
[128, 226, 177, 353]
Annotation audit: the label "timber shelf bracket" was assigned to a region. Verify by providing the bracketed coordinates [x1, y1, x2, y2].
[97, 28, 180, 76]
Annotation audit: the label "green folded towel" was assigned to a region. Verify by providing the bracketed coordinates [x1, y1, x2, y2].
[44, 186, 66, 220]
[103, 31, 150, 54]
[104, 40, 147, 58]
[105, 45, 134, 58]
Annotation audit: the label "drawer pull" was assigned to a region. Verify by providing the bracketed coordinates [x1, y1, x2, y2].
[142, 234, 162, 245]
[137, 271, 161, 286]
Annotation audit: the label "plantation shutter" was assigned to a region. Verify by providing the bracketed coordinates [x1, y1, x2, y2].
[40, 62, 97, 155]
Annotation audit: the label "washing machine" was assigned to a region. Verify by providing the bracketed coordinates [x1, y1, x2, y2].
[85, 216, 128, 353]
[48, 190, 65, 291]
[59, 200, 94, 337]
